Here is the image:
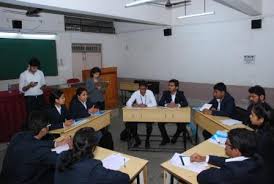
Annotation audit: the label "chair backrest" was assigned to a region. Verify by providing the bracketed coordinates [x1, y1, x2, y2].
[67, 78, 80, 84]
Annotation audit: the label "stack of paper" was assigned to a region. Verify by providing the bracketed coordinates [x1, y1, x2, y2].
[73, 118, 88, 126]
[170, 153, 208, 173]
[51, 144, 70, 154]
[199, 104, 212, 111]
[221, 119, 242, 126]
[209, 131, 228, 147]
[102, 154, 129, 170]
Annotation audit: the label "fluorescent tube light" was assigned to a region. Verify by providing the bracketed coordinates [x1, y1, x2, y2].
[125, 0, 157, 8]
[0, 32, 56, 40]
[177, 11, 215, 19]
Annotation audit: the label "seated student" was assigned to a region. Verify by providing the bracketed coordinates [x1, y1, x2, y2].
[126, 81, 157, 148]
[158, 79, 188, 145]
[47, 90, 73, 130]
[70, 87, 114, 150]
[0, 111, 71, 184]
[70, 87, 99, 119]
[245, 85, 272, 126]
[190, 128, 263, 184]
[55, 127, 130, 184]
[249, 104, 274, 183]
[202, 82, 236, 139]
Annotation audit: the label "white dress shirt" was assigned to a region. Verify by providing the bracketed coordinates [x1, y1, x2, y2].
[19, 69, 46, 96]
[171, 92, 176, 103]
[81, 101, 88, 109]
[217, 99, 221, 111]
[205, 155, 249, 163]
[126, 89, 157, 107]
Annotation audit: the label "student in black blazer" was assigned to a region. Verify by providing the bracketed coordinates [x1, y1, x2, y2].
[47, 90, 73, 130]
[0, 111, 71, 184]
[70, 87, 99, 119]
[158, 79, 189, 145]
[55, 127, 130, 184]
[249, 104, 274, 183]
[202, 82, 236, 139]
[190, 128, 263, 184]
[245, 85, 272, 127]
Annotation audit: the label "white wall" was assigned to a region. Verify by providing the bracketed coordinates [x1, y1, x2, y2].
[0, 0, 171, 25]
[115, 0, 274, 88]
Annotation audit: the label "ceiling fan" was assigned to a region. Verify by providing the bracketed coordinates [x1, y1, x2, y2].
[26, 8, 42, 17]
[151, 0, 191, 8]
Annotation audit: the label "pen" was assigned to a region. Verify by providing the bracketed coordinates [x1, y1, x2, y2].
[179, 155, 185, 166]
[123, 158, 126, 168]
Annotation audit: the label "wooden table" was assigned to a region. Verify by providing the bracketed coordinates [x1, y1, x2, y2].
[49, 110, 111, 141]
[94, 147, 148, 184]
[123, 107, 191, 150]
[161, 140, 226, 184]
[123, 107, 191, 123]
[193, 111, 251, 136]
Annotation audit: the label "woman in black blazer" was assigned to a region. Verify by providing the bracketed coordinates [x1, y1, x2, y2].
[55, 127, 130, 184]
[70, 87, 99, 119]
[47, 90, 73, 130]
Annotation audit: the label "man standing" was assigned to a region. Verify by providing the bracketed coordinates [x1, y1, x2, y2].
[19, 58, 46, 115]
[158, 79, 189, 145]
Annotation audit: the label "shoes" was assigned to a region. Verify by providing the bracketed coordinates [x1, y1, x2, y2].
[145, 140, 150, 149]
[159, 138, 170, 146]
[133, 137, 141, 147]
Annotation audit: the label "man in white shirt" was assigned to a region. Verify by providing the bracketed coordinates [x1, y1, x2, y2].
[126, 81, 157, 148]
[19, 58, 46, 115]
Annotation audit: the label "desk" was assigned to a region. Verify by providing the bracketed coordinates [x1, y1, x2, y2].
[119, 82, 139, 105]
[123, 107, 191, 123]
[193, 111, 251, 135]
[94, 147, 148, 184]
[161, 140, 226, 184]
[123, 107, 191, 150]
[49, 111, 111, 141]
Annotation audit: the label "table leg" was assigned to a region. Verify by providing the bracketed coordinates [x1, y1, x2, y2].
[183, 124, 187, 151]
[143, 165, 148, 184]
[195, 124, 199, 145]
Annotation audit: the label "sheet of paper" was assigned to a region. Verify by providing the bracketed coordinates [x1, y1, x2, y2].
[102, 154, 129, 170]
[199, 104, 212, 111]
[221, 119, 242, 126]
[51, 144, 70, 154]
[170, 153, 208, 173]
[90, 111, 105, 116]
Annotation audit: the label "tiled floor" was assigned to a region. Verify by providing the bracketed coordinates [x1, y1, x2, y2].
[0, 99, 205, 184]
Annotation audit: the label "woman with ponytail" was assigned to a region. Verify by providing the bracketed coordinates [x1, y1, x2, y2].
[47, 89, 73, 130]
[55, 127, 129, 184]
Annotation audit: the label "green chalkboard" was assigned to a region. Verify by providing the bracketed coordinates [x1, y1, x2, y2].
[0, 38, 58, 80]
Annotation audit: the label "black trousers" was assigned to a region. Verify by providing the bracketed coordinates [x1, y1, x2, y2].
[128, 122, 153, 141]
[24, 95, 45, 116]
[158, 123, 185, 140]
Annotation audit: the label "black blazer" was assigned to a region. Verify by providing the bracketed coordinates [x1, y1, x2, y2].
[159, 90, 188, 107]
[197, 155, 263, 184]
[55, 151, 130, 184]
[47, 105, 72, 130]
[209, 93, 235, 117]
[1, 132, 57, 184]
[70, 98, 94, 119]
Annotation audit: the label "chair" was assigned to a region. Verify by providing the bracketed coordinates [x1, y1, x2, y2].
[67, 78, 80, 84]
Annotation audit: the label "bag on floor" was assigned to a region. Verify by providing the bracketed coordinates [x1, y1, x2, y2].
[99, 130, 114, 150]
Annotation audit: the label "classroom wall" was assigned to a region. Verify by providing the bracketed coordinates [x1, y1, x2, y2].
[115, 0, 274, 89]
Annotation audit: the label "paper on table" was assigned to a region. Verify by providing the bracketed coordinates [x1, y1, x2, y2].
[199, 104, 212, 111]
[51, 144, 70, 154]
[102, 154, 129, 170]
[73, 118, 88, 126]
[221, 119, 242, 126]
[170, 153, 208, 173]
